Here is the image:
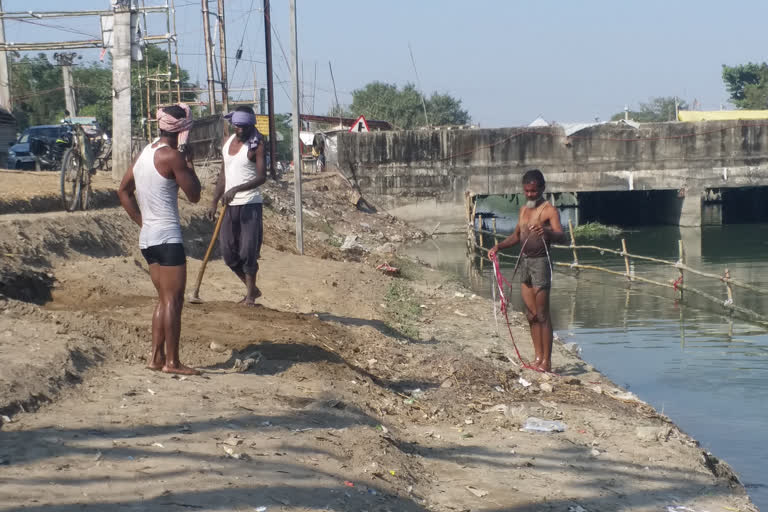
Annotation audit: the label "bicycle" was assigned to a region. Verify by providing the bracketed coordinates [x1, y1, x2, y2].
[60, 123, 95, 212]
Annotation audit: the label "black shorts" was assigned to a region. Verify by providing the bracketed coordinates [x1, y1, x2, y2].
[141, 243, 186, 266]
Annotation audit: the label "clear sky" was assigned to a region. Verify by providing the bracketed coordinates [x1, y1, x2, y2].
[5, 0, 768, 127]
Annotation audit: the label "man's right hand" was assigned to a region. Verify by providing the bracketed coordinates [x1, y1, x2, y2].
[488, 245, 499, 260]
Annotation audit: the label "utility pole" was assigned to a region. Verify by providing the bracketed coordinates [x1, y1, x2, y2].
[0, 1, 11, 110]
[263, 0, 276, 179]
[201, 0, 216, 114]
[328, 61, 340, 125]
[289, 0, 303, 254]
[54, 52, 78, 117]
[171, 0, 182, 102]
[216, 0, 228, 112]
[112, 3, 132, 180]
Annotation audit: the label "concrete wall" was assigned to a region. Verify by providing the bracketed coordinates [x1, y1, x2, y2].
[337, 121, 768, 229]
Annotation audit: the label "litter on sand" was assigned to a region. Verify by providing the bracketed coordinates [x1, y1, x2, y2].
[465, 485, 488, 498]
[522, 417, 567, 433]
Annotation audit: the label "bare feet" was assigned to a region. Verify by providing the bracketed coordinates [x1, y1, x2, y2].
[147, 353, 165, 371]
[162, 363, 201, 376]
[239, 287, 262, 307]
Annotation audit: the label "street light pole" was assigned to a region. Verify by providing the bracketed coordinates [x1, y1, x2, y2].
[289, 0, 303, 254]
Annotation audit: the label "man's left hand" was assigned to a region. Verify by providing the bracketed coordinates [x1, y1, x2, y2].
[529, 224, 545, 238]
[222, 188, 238, 205]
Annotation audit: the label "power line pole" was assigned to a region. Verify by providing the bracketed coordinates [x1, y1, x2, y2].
[0, 0, 11, 110]
[312, 61, 317, 115]
[112, 2, 132, 180]
[289, 0, 303, 254]
[216, 0, 228, 112]
[328, 61, 340, 124]
[54, 52, 78, 117]
[170, 0, 182, 102]
[263, 0, 276, 179]
[201, 0, 216, 114]
[408, 42, 429, 127]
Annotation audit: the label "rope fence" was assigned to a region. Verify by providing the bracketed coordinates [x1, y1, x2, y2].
[467, 217, 768, 327]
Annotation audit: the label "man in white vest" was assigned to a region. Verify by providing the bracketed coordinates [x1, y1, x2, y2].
[117, 104, 202, 375]
[209, 106, 267, 306]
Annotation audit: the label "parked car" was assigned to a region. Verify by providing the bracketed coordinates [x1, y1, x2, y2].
[8, 124, 72, 170]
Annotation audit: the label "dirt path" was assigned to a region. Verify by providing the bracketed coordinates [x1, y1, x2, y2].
[0, 175, 757, 512]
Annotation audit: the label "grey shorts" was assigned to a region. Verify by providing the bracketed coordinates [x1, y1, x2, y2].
[520, 256, 551, 289]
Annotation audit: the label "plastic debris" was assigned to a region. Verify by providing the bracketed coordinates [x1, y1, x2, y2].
[0, 415, 11, 424]
[563, 342, 582, 355]
[518, 377, 532, 388]
[591, 448, 601, 457]
[233, 351, 262, 373]
[209, 341, 227, 353]
[147, 388, 156, 396]
[453, 310, 468, 317]
[223, 435, 243, 446]
[568, 506, 588, 512]
[389, 470, 396, 476]
[376, 262, 400, 275]
[454, 292, 465, 298]
[221, 445, 246, 460]
[344, 481, 355, 487]
[465, 486, 488, 498]
[254, 507, 267, 512]
[522, 417, 567, 433]
[151, 442, 164, 448]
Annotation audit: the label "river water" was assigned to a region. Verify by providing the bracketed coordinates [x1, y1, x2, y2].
[405, 222, 768, 509]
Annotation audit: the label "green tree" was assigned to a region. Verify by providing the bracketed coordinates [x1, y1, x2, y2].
[722, 63, 768, 109]
[73, 62, 112, 129]
[347, 81, 470, 129]
[426, 92, 470, 126]
[610, 96, 688, 122]
[10, 46, 196, 134]
[10, 53, 66, 130]
[274, 113, 292, 161]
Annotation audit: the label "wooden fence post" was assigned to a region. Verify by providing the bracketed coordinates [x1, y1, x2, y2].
[724, 268, 734, 305]
[478, 215, 484, 248]
[621, 239, 631, 281]
[677, 240, 685, 300]
[492, 217, 497, 238]
[568, 219, 578, 266]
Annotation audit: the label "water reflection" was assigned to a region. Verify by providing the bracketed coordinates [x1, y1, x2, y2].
[405, 225, 768, 509]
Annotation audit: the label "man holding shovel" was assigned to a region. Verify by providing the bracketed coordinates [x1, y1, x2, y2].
[208, 106, 267, 306]
[117, 104, 201, 375]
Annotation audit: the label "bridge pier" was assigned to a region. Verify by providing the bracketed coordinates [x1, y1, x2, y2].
[678, 188, 704, 228]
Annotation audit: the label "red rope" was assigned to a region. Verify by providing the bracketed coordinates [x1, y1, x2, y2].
[491, 253, 545, 373]
[673, 275, 683, 292]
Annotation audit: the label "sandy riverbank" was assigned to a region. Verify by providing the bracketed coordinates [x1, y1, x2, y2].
[0, 169, 757, 511]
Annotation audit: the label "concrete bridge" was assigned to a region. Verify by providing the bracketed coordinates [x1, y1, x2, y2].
[336, 120, 768, 230]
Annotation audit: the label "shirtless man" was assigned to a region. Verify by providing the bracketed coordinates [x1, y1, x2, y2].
[117, 104, 202, 375]
[208, 106, 267, 306]
[488, 169, 565, 372]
